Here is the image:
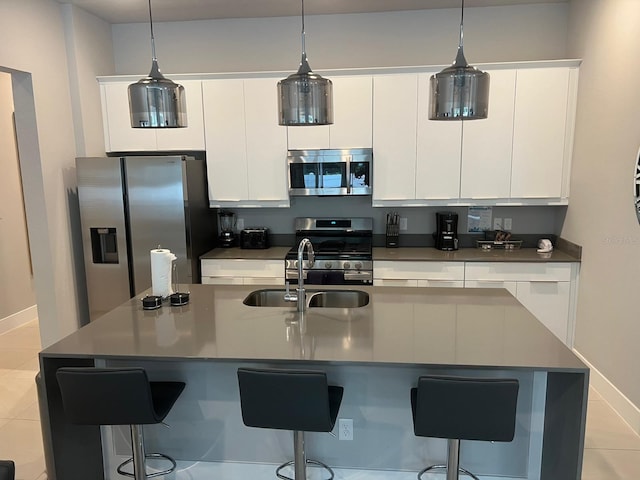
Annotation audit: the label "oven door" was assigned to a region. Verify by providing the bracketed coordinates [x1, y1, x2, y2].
[286, 269, 372, 285]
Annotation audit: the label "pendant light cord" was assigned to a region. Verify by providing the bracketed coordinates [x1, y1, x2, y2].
[301, 0, 306, 60]
[458, 0, 464, 50]
[453, 0, 468, 68]
[296, 0, 313, 74]
[148, 0, 157, 61]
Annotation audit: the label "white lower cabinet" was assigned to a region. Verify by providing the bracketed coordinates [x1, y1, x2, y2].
[464, 262, 577, 347]
[373, 261, 465, 288]
[201, 259, 284, 285]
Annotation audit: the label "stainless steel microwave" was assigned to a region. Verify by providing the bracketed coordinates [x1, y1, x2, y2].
[288, 148, 373, 196]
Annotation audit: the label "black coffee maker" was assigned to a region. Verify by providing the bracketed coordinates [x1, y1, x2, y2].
[435, 211, 459, 251]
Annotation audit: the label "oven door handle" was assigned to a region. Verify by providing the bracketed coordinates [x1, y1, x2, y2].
[286, 270, 307, 280]
[344, 271, 373, 281]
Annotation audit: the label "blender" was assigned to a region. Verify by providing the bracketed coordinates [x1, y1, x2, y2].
[218, 210, 237, 247]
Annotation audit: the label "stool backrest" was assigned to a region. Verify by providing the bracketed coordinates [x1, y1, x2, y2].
[238, 368, 342, 432]
[412, 375, 519, 442]
[57, 367, 163, 426]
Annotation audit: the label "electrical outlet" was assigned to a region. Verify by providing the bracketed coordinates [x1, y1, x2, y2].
[400, 217, 408, 231]
[339, 418, 353, 441]
[503, 218, 512, 231]
[236, 218, 244, 231]
[493, 218, 502, 230]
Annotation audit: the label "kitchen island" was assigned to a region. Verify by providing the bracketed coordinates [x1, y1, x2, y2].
[38, 284, 588, 480]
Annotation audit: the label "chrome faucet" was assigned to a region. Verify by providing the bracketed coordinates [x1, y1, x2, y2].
[284, 238, 315, 312]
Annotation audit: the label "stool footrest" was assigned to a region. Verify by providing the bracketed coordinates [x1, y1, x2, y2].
[418, 464, 480, 480]
[276, 459, 335, 480]
[117, 453, 177, 479]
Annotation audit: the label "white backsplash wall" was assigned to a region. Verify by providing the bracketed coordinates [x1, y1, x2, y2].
[225, 196, 567, 236]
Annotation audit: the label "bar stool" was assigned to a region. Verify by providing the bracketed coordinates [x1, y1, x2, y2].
[0, 460, 15, 480]
[410, 375, 519, 480]
[56, 367, 185, 480]
[237, 367, 344, 480]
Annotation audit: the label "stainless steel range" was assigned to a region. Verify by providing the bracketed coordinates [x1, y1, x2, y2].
[285, 217, 373, 285]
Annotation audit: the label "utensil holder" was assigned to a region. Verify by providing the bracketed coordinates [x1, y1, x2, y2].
[386, 224, 399, 248]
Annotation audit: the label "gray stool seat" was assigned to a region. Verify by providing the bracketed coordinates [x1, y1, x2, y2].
[411, 375, 519, 480]
[56, 367, 185, 480]
[237, 367, 343, 480]
[0, 460, 15, 480]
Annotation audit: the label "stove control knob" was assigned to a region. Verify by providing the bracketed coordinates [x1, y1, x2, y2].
[324, 261, 332, 269]
[354, 262, 363, 270]
[293, 260, 298, 268]
[343, 262, 351, 269]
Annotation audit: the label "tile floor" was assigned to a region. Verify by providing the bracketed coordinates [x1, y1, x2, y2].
[1, 320, 639, 480]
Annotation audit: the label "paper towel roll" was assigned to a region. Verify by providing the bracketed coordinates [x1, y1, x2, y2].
[151, 248, 176, 298]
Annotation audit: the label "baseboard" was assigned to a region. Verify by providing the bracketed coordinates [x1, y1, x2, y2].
[573, 348, 640, 436]
[0, 305, 38, 335]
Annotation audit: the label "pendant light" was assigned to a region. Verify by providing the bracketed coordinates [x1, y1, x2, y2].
[128, 0, 187, 128]
[278, 0, 333, 126]
[429, 0, 489, 120]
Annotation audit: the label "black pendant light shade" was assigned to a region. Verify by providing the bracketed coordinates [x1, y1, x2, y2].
[128, 0, 187, 128]
[278, 0, 333, 126]
[430, 0, 489, 120]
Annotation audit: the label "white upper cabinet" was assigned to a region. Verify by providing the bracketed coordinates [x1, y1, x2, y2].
[372, 63, 577, 206]
[244, 78, 289, 203]
[98, 61, 577, 206]
[203, 78, 289, 207]
[287, 75, 373, 150]
[100, 79, 205, 152]
[372, 74, 418, 202]
[460, 69, 517, 199]
[203, 79, 249, 202]
[416, 71, 462, 200]
[511, 67, 575, 199]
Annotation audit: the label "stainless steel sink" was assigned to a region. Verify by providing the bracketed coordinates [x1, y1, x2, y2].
[242, 289, 293, 308]
[243, 289, 369, 308]
[306, 290, 369, 308]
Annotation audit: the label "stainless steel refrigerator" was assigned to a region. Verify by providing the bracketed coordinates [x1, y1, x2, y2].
[77, 154, 216, 321]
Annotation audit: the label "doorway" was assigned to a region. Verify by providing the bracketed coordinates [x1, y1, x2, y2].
[0, 71, 37, 335]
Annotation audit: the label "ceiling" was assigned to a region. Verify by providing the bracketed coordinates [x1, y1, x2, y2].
[56, 0, 567, 24]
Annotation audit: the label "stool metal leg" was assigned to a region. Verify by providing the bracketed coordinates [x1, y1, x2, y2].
[417, 439, 480, 480]
[117, 424, 178, 480]
[276, 431, 335, 480]
[132, 424, 147, 480]
[294, 430, 306, 480]
[446, 439, 460, 480]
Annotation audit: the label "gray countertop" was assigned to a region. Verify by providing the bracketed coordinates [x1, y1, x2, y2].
[200, 246, 290, 260]
[41, 284, 586, 372]
[372, 246, 580, 262]
[200, 246, 580, 263]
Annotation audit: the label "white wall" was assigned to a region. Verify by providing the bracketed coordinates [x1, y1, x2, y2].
[0, 73, 36, 323]
[62, 4, 114, 157]
[0, 1, 113, 347]
[112, 3, 569, 75]
[565, 0, 640, 413]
